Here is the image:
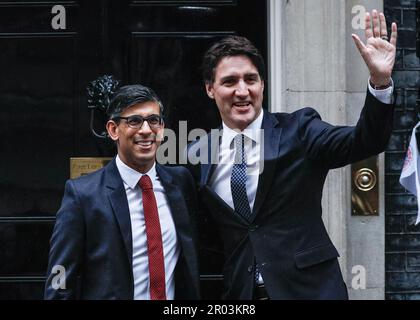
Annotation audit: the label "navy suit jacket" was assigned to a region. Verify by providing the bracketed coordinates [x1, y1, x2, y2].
[188, 90, 394, 300]
[44, 159, 200, 300]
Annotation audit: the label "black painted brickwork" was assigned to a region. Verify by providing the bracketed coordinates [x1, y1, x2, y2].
[385, 0, 420, 300]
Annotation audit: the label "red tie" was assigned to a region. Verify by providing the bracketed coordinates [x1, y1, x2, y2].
[139, 175, 166, 300]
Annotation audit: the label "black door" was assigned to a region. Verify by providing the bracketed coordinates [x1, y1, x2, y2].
[0, 0, 267, 299]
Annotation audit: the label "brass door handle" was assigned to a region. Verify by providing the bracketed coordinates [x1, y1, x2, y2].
[354, 168, 377, 192]
[351, 156, 379, 216]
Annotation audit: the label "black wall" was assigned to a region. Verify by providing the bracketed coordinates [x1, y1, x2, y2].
[385, 0, 420, 300]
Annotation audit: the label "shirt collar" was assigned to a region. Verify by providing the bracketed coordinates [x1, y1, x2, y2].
[221, 109, 264, 148]
[116, 155, 157, 190]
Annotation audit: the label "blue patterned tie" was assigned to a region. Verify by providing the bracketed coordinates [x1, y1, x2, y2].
[231, 134, 262, 286]
[231, 134, 253, 222]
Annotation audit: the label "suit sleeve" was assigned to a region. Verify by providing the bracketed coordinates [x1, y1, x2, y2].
[299, 89, 395, 169]
[44, 180, 85, 299]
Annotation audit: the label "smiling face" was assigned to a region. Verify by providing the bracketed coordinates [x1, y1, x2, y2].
[106, 101, 164, 173]
[205, 55, 264, 131]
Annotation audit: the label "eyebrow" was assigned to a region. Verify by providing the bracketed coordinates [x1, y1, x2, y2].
[219, 75, 236, 82]
[124, 114, 160, 118]
[219, 72, 260, 82]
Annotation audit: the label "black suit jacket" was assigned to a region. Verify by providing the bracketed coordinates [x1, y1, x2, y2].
[44, 158, 200, 300]
[188, 90, 394, 300]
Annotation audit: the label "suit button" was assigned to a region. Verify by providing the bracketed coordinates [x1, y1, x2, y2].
[247, 265, 253, 273]
[249, 225, 258, 232]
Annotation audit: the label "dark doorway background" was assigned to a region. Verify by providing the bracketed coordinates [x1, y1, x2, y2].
[0, 0, 267, 299]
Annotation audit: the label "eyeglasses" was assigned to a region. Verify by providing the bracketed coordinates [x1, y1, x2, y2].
[113, 114, 163, 129]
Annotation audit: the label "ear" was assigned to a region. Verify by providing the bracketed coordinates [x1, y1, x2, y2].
[205, 82, 215, 99]
[106, 120, 119, 142]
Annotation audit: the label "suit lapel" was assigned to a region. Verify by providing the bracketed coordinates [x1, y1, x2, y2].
[252, 112, 282, 219]
[156, 164, 191, 240]
[201, 130, 219, 186]
[105, 158, 133, 268]
[201, 163, 215, 186]
[200, 129, 249, 224]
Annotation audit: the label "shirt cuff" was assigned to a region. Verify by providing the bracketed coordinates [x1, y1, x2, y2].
[368, 77, 394, 104]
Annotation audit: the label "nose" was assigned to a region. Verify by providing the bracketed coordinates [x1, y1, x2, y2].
[138, 120, 152, 135]
[235, 80, 249, 97]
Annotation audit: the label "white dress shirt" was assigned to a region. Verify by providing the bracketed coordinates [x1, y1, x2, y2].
[367, 78, 394, 104]
[210, 109, 264, 213]
[116, 155, 180, 300]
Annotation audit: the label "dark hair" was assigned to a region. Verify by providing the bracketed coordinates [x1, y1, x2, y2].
[202, 36, 266, 84]
[107, 84, 163, 119]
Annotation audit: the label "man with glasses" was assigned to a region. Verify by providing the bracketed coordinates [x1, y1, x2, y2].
[45, 84, 200, 300]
